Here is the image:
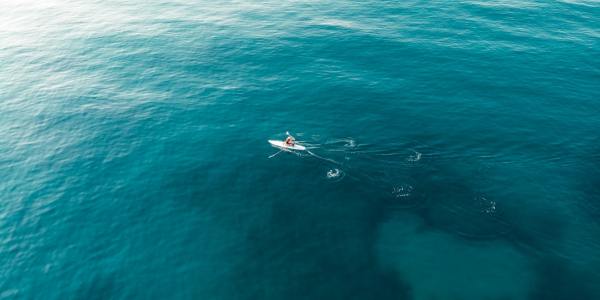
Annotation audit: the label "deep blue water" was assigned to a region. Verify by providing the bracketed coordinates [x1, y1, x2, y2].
[1, 1, 599, 299]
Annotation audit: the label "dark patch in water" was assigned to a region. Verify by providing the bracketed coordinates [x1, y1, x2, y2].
[228, 184, 412, 300]
[504, 207, 567, 254]
[160, 157, 413, 299]
[529, 256, 598, 300]
[407, 161, 514, 240]
[577, 143, 600, 225]
[73, 273, 119, 300]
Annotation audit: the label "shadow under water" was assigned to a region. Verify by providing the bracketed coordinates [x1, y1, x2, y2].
[225, 178, 413, 300]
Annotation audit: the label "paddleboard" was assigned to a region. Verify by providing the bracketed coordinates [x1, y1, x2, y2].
[268, 140, 306, 151]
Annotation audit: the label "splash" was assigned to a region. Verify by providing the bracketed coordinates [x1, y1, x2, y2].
[326, 168, 345, 182]
[327, 168, 341, 178]
[344, 139, 356, 148]
[392, 185, 413, 198]
[478, 196, 496, 214]
[407, 151, 422, 162]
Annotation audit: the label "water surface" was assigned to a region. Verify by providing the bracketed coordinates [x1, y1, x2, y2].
[1, 1, 599, 299]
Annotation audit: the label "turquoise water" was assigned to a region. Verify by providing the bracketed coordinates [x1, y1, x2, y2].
[1, 0, 599, 299]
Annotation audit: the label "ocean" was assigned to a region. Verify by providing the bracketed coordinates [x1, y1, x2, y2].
[1, 0, 599, 299]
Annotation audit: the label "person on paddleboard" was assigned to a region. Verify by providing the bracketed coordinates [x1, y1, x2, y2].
[285, 136, 295, 146]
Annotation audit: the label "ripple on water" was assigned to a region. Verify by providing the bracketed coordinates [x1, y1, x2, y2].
[392, 185, 413, 198]
[385, 183, 424, 210]
[422, 185, 513, 240]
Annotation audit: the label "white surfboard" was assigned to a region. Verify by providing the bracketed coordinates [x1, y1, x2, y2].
[268, 140, 306, 151]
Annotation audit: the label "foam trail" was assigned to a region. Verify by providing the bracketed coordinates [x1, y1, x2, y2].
[307, 149, 341, 165]
[295, 141, 319, 148]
